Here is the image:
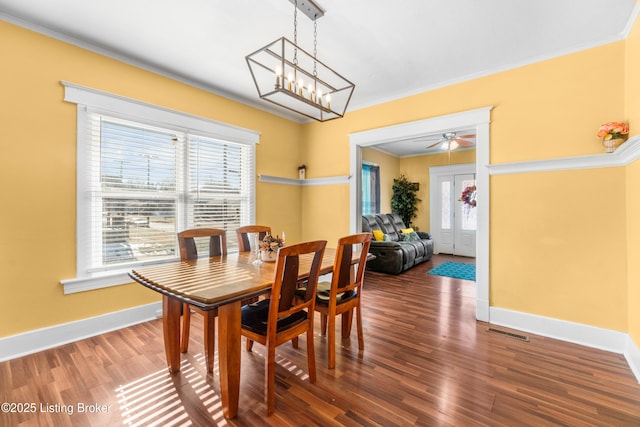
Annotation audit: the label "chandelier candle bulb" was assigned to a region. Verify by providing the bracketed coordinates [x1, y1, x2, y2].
[308, 84, 314, 101]
[326, 94, 331, 110]
[275, 66, 282, 88]
[287, 73, 294, 91]
[317, 89, 322, 105]
[298, 79, 304, 96]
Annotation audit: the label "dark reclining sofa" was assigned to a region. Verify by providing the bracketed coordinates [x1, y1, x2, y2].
[362, 213, 434, 274]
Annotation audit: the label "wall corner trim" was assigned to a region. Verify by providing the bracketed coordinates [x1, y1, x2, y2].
[626, 335, 640, 384]
[490, 307, 639, 382]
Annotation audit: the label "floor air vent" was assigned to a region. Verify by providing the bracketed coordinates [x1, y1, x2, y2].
[487, 327, 530, 342]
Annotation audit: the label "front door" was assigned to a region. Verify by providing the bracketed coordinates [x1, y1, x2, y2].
[433, 172, 477, 257]
[453, 174, 477, 257]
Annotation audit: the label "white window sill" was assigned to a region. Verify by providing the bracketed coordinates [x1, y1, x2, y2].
[60, 270, 135, 294]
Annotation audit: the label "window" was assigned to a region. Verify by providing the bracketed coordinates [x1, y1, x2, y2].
[62, 82, 258, 293]
[361, 163, 380, 215]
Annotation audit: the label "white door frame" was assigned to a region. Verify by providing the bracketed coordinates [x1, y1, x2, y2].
[349, 107, 492, 322]
[429, 163, 476, 256]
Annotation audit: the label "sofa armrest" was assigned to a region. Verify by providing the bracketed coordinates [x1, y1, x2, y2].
[417, 231, 432, 240]
[370, 241, 404, 249]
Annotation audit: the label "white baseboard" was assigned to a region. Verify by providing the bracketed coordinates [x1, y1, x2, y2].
[490, 307, 640, 383]
[0, 302, 162, 362]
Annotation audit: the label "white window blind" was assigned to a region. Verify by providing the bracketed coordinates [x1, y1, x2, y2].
[82, 113, 254, 272]
[61, 81, 258, 293]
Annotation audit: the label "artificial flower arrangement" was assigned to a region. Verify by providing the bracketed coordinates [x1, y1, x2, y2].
[459, 185, 477, 208]
[260, 234, 285, 253]
[597, 121, 629, 141]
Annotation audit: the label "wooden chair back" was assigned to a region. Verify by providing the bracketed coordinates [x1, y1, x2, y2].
[177, 228, 227, 261]
[236, 225, 271, 252]
[330, 233, 372, 300]
[175, 228, 227, 371]
[241, 239, 326, 415]
[316, 233, 372, 369]
[269, 240, 326, 335]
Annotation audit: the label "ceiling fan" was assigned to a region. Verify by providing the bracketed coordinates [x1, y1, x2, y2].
[426, 132, 475, 151]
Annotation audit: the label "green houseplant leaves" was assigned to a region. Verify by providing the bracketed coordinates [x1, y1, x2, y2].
[391, 174, 421, 227]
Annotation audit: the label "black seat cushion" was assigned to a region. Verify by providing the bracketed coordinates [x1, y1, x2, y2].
[241, 299, 307, 335]
[313, 281, 356, 306]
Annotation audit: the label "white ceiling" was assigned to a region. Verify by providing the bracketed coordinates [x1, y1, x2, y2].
[1, 0, 637, 155]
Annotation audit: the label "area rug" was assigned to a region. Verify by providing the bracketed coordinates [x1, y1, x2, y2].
[428, 261, 476, 281]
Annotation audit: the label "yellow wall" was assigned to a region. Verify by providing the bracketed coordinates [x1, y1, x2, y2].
[626, 14, 640, 348]
[302, 41, 629, 331]
[492, 168, 627, 329]
[3, 11, 640, 346]
[0, 21, 304, 337]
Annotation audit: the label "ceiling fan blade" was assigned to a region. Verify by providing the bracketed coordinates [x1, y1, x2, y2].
[455, 139, 474, 147]
[457, 134, 475, 139]
[426, 141, 443, 149]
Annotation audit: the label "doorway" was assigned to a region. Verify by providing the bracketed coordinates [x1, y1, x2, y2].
[430, 165, 476, 257]
[349, 107, 492, 322]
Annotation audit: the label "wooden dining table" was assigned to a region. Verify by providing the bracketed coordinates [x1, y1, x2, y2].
[129, 247, 364, 419]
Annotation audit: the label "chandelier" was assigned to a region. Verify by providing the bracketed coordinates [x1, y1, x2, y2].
[245, 0, 355, 122]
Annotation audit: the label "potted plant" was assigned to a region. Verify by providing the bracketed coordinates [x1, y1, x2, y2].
[391, 174, 421, 227]
[597, 121, 629, 153]
[259, 234, 284, 262]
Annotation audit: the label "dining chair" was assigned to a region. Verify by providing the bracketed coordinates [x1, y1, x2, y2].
[177, 228, 227, 373]
[240, 240, 327, 415]
[236, 225, 271, 253]
[315, 233, 372, 369]
[236, 225, 272, 336]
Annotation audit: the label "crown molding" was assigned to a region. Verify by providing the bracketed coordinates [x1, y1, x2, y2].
[488, 135, 640, 176]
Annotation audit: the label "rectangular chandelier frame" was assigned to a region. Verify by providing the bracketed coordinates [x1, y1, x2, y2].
[246, 37, 355, 122]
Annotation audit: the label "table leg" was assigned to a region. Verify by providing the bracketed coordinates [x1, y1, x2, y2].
[217, 301, 241, 419]
[162, 295, 181, 373]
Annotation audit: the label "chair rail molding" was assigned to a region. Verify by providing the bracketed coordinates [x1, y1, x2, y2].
[258, 175, 350, 186]
[488, 135, 640, 175]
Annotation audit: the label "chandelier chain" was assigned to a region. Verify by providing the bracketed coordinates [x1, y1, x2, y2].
[313, 16, 318, 77]
[293, 0, 298, 65]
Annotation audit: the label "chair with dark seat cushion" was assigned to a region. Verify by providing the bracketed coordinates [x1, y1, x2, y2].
[177, 228, 227, 373]
[315, 233, 372, 369]
[241, 240, 327, 415]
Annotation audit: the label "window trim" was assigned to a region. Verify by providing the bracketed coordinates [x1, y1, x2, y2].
[60, 81, 260, 294]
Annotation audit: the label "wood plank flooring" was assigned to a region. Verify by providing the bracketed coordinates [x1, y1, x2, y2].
[2, 254, 640, 426]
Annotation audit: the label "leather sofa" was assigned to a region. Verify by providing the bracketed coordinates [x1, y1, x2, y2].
[361, 213, 434, 274]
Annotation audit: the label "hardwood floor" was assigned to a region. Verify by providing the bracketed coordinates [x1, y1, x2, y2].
[2, 254, 640, 426]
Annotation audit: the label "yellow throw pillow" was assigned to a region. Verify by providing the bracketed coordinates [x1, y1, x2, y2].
[401, 227, 414, 234]
[372, 229, 385, 241]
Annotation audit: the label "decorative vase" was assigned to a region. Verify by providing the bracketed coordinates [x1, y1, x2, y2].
[260, 250, 277, 262]
[603, 137, 625, 153]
